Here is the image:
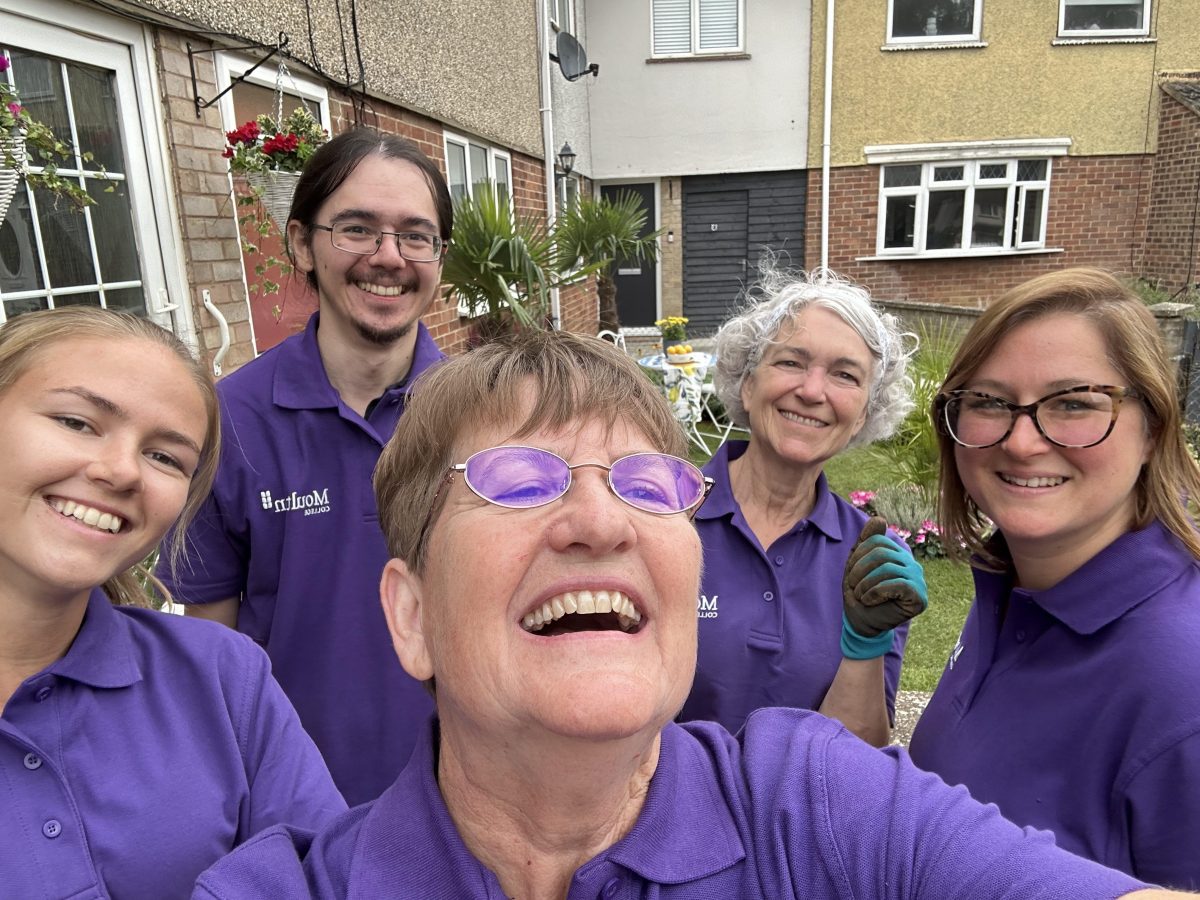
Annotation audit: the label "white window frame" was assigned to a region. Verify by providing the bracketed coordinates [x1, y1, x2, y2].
[651, 0, 745, 59]
[444, 131, 514, 318]
[549, 0, 573, 33]
[443, 131, 513, 206]
[1058, 0, 1150, 38]
[214, 55, 332, 140]
[0, 0, 195, 340]
[886, 0, 983, 45]
[866, 139, 1070, 259]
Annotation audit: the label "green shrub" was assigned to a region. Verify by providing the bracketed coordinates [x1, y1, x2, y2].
[865, 321, 959, 496]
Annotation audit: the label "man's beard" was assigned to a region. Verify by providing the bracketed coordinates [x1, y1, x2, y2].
[353, 319, 414, 346]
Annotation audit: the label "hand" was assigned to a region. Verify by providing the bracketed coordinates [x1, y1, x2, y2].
[840, 517, 928, 659]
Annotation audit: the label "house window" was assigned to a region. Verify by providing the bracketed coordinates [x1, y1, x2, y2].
[2, 2, 196, 338]
[877, 158, 1052, 256]
[651, 0, 743, 58]
[444, 132, 512, 206]
[887, 0, 982, 43]
[1059, 0, 1150, 37]
[549, 0, 572, 32]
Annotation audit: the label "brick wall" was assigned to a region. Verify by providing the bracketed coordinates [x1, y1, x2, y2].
[156, 32, 255, 371]
[157, 30, 596, 376]
[660, 177, 683, 319]
[1142, 86, 1200, 295]
[805, 155, 1152, 307]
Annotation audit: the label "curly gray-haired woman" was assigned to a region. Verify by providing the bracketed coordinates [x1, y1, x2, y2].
[678, 262, 926, 746]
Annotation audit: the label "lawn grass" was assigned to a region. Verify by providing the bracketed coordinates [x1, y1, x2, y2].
[695, 436, 974, 693]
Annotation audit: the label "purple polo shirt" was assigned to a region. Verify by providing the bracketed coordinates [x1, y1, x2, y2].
[157, 313, 442, 806]
[0, 589, 345, 900]
[680, 440, 908, 734]
[910, 521, 1200, 889]
[194, 709, 1146, 899]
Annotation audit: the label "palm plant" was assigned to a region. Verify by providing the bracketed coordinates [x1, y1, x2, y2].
[554, 191, 662, 332]
[866, 321, 961, 499]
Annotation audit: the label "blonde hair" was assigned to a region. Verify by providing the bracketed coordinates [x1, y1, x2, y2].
[375, 330, 685, 573]
[0, 308, 220, 606]
[935, 267, 1200, 567]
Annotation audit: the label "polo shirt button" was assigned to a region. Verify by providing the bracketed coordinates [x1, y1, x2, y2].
[42, 819, 62, 839]
[763, 591, 774, 602]
[23, 753, 42, 770]
[1015, 630, 1026, 642]
[601, 877, 620, 899]
[774, 555, 784, 565]
[34, 685, 53, 702]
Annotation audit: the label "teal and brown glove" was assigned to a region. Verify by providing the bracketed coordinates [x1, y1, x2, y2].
[841, 516, 928, 660]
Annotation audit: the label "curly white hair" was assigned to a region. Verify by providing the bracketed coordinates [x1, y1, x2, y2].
[713, 260, 916, 449]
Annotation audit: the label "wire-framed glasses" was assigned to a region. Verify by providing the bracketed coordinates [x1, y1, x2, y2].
[311, 223, 445, 261]
[938, 385, 1139, 449]
[432, 445, 713, 522]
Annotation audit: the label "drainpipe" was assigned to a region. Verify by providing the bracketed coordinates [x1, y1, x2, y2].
[537, 0, 562, 329]
[821, 0, 835, 270]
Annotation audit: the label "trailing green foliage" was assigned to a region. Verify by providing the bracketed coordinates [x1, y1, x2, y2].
[554, 191, 662, 331]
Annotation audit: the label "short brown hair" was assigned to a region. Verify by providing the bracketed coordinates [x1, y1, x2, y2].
[375, 330, 686, 572]
[0, 308, 220, 605]
[935, 267, 1200, 566]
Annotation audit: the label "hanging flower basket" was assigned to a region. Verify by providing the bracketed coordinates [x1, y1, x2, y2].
[0, 136, 23, 227]
[244, 168, 301, 230]
[223, 108, 326, 231]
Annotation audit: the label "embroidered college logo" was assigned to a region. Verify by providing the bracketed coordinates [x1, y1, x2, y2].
[259, 487, 332, 517]
[697, 594, 719, 619]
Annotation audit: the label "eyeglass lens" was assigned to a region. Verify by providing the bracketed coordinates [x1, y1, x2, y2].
[330, 223, 442, 260]
[462, 446, 706, 514]
[946, 389, 1120, 448]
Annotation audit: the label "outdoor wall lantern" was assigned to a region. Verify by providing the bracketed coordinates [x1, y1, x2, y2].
[557, 142, 576, 176]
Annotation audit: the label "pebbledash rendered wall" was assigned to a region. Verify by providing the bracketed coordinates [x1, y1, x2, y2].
[805, 154, 1152, 308]
[150, 6, 596, 376]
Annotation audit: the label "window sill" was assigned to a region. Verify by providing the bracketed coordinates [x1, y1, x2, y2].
[881, 40, 987, 52]
[646, 52, 750, 64]
[1051, 36, 1155, 45]
[857, 247, 1065, 262]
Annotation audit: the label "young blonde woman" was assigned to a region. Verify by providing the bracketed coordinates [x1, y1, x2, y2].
[0, 309, 344, 898]
[910, 269, 1200, 889]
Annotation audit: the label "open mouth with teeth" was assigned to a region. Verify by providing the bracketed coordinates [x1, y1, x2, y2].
[780, 410, 826, 428]
[355, 280, 410, 298]
[521, 590, 643, 636]
[999, 474, 1067, 488]
[47, 498, 124, 534]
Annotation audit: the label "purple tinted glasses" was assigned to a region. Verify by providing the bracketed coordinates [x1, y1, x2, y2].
[455, 445, 712, 516]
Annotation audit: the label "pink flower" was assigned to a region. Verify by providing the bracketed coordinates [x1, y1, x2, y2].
[915, 533, 926, 544]
[849, 490, 876, 507]
[0, 54, 9, 72]
[7, 101, 21, 117]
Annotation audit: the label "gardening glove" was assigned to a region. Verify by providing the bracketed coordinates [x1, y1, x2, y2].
[841, 517, 928, 660]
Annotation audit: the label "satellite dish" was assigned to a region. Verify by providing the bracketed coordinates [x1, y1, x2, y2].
[553, 31, 599, 81]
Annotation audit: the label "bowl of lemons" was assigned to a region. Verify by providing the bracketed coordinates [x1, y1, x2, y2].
[665, 344, 696, 365]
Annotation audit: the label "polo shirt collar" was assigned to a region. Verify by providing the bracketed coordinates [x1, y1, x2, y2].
[600, 721, 745, 883]
[46, 588, 141, 689]
[1004, 520, 1191, 635]
[273, 313, 340, 411]
[272, 313, 442, 411]
[350, 718, 744, 893]
[696, 440, 845, 541]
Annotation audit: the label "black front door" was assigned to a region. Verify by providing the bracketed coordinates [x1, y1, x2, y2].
[601, 182, 657, 327]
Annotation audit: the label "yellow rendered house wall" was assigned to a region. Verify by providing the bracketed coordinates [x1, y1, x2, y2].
[807, 0, 1200, 167]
